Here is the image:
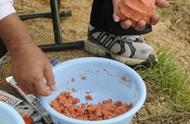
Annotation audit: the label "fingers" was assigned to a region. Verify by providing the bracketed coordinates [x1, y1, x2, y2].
[150, 14, 159, 25]
[16, 67, 56, 96]
[120, 15, 159, 30]
[16, 76, 53, 96]
[17, 81, 35, 94]
[120, 19, 146, 31]
[114, 0, 168, 30]
[134, 20, 146, 31]
[155, 0, 169, 8]
[44, 64, 56, 91]
[33, 77, 52, 96]
[112, 0, 121, 22]
[113, 13, 120, 22]
[121, 20, 132, 29]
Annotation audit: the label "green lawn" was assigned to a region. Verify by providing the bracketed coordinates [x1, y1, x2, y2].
[136, 50, 190, 110]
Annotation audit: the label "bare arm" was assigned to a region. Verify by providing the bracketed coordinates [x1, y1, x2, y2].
[0, 13, 56, 96]
[0, 13, 33, 52]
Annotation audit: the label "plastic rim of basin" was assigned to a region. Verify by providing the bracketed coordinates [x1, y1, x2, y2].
[40, 57, 146, 124]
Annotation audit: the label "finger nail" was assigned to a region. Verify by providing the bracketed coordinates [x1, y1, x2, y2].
[114, 16, 120, 22]
[46, 87, 51, 90]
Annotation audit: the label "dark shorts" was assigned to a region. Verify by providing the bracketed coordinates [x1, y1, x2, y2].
[0, 39, 7, 58]
[0, 0, 151, 57]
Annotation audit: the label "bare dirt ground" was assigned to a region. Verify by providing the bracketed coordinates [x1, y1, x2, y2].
[1, 0, 190, 123]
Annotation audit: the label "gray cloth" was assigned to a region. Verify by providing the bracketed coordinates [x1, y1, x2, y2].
[0, 53, 7, 75]
[0, 39, 7, 75]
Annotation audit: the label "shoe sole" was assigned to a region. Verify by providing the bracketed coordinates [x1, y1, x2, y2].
[85, 40, 153, 66]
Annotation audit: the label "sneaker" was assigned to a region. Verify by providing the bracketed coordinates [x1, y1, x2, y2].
[85, 25, 157, 66]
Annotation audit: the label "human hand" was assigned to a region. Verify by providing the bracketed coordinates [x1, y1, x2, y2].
[10, 43, 56, 96]
[112, 0, 169, 31]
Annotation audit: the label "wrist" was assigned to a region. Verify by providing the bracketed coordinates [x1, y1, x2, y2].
[9, 41, 36, 56]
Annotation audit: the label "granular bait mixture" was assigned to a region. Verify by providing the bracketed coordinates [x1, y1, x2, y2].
[116, 0, 155, 23]
[85, 95, 93, 101]
[51, 92, 132, 121]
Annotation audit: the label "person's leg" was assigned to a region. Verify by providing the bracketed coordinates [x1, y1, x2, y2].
[0, 39, 8, 74]
[86, 0, 157, 65]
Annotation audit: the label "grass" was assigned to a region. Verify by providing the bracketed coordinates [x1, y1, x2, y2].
[158, 0, 190, 22]
[135, 50, 190, 110]
[136, 0, 190, 111]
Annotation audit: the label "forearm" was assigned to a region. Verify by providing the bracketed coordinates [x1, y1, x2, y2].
[0, 13, 34, 54]
[0, 0, 55, 96]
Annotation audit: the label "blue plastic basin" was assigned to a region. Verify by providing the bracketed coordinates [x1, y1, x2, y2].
[0, 101, 24, 124]
[40, 57, 146, 124]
